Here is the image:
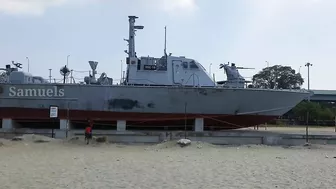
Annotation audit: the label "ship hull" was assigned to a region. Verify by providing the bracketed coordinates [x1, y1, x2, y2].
[0, 84, 310, 129]
[0, 107, 277, 129]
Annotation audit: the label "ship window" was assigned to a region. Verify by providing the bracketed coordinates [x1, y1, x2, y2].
[190, 61, 199, 69]
[199, 64, 206, 71]
[182, 62, 188, 69]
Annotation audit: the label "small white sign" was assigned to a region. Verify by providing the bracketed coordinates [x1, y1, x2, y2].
[49, 106, 58, 118]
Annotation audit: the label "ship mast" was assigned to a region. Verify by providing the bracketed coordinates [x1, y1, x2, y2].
[126, 16, 144, 58]
[124, 16, 143, 84]
[164, 26, 167, 56]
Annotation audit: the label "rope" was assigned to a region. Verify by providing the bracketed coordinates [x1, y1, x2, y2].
[66, 113, 248, 129]
[199, 114, 247, 129]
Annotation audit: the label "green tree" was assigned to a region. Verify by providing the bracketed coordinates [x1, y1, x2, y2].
[252, 65, 304, 89]
[292, 101, 336, 121]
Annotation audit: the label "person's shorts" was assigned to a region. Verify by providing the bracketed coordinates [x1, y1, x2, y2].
[85, 133, 92, 139]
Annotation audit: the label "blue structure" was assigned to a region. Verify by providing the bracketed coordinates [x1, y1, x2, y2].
[310, 90, 336, 102]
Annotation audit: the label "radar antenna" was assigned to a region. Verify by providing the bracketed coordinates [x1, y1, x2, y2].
[11, 61, 22, 69]
[60, 65, 70, 84]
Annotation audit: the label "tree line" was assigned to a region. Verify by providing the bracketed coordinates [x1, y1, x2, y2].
[286, 101, 336, 125]
[251, 65, 335, 126]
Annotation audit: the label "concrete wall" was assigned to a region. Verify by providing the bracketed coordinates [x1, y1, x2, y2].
[1, 129, 336, 146]
[0, 128, 54, 139]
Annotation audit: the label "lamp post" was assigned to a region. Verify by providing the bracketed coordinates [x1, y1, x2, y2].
[265, 61, 269, 67]
[305, 62, 312, 99]
[26, 57, 30, 73]
[298, 66, 302, 74]
[305, 62, 312, 143]
[209, 63, 212, 75]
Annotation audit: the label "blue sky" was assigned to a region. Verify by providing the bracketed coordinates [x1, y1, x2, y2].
[0, 0, 335, 89]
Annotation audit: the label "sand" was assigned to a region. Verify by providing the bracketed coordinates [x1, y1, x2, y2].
[1, 136, 336, 189]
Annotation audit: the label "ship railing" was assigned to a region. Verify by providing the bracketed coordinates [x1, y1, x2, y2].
[123, 78, 159, 86]
[44, 76, 311, 92]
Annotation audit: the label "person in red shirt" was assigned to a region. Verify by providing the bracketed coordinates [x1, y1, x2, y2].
[85, 119, 93, 144]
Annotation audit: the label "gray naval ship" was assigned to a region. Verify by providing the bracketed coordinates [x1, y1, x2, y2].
[0, 16, 311, 129]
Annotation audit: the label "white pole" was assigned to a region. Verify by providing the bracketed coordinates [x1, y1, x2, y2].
[26, 57, 30, 73]
[49, 69, 52, 83]
[121, 60, 123, 84]
[66, 55, 70, 67]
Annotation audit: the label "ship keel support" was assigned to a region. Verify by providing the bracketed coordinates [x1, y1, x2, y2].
[117, 120, 127, 131]
[1, 118, 20, 130]
[59, 119, 73, 130]
[194, 118, 204, 132]
[58, 119, 73, 138]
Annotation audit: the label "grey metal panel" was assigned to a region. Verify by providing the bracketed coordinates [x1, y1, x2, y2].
[0, 84, 310, 116]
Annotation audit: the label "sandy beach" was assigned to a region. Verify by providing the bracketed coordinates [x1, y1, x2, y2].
[1, 135, 336, 189]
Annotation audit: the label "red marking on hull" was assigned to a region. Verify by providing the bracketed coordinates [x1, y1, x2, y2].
[0, 108, 277, 129]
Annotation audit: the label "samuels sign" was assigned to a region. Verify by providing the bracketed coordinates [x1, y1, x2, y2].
[9, 86, 65, 97]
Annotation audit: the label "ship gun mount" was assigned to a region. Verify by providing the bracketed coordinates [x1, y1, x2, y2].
[0, 61, 23, 83]
[84, 61, 113, 85]
[217, 62, 254, 88]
